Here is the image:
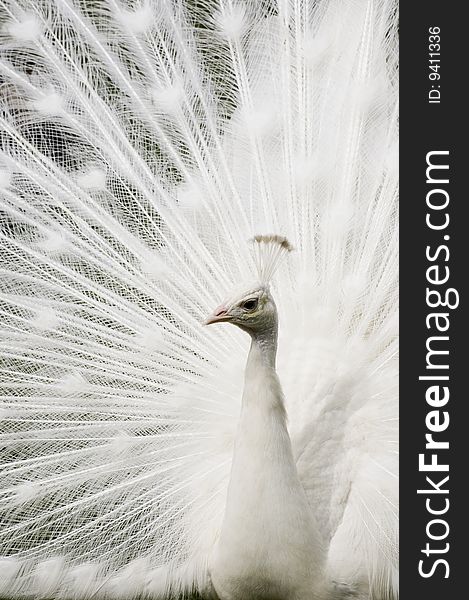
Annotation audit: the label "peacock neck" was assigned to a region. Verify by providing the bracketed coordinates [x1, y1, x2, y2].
[240, 326, 286, 419]
[210, 324, 327, 599]
[247, 323, 278, 370]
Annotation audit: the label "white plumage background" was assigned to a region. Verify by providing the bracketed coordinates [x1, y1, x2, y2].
[0, 0, 398, 598]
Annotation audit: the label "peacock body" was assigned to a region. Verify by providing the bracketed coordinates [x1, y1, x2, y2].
[0, 0, 398, 598]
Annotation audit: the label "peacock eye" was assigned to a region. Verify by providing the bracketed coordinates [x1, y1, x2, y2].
[241, 298, 258, 311]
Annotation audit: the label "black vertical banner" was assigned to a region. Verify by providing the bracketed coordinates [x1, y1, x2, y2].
[401, 2, 466, 598]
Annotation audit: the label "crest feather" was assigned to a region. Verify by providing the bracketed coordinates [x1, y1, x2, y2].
[251, 234, 293, 285]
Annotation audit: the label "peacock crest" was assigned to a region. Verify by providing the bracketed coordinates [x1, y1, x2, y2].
[251, 234, 293, 285]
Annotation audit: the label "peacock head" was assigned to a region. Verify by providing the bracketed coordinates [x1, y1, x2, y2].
[204, 235, 292, 337]
[204, 283, 276, 335]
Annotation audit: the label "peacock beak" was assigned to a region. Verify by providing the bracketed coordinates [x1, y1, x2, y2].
[204, 305, 232, 326]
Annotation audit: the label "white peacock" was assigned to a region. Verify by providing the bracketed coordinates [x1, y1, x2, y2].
[0, 0, 398, 598]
